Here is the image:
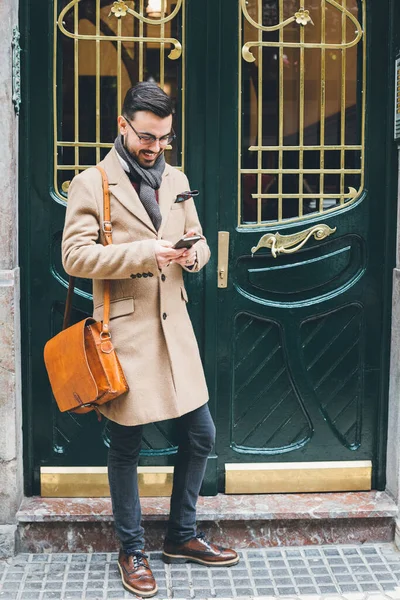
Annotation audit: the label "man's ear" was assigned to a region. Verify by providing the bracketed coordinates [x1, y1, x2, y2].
[117, 115, 127, 136]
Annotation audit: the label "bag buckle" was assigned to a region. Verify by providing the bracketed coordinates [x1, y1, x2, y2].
[103, 221, 112, 233]
[100, 330, 113, 354]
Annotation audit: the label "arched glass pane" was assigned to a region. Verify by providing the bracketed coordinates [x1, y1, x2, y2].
[54, 0, 185, 199]
[239, 0, 365, 226]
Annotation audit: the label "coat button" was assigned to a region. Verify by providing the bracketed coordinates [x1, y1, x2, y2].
[137, 273, 142, 278]
[130, 274, 136, 279]
[162, 312, 167, 320]
[161, 274, 166, 282]
[142, 273, 148, 278]
[148, 272, 154, 277]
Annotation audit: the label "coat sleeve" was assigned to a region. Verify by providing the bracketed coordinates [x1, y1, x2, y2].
[181, 174, 211, 273]
[62, 170, 159, 280]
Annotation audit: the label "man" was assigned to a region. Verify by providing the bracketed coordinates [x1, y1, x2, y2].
[62, 82, 238, 598]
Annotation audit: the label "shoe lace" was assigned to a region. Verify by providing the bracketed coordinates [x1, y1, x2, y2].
[196, 531, 223, 552]
[127, 550, 148, 568]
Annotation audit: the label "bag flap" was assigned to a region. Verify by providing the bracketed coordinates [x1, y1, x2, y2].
[44, 319, 98, 411]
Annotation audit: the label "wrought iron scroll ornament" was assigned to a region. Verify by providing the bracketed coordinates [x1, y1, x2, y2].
[54, 0, 185, 199]
[108, 0, 181, 25]
[238, 0, 365, 228]
[58, 0, 182, 60]
[12, 26, 21, 116]
[251, 224, 337, 258]
[241, 0, 363, 63]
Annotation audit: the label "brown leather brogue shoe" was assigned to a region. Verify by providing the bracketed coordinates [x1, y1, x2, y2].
[162, 532, 239, 567]
[118, 550, 158, 597]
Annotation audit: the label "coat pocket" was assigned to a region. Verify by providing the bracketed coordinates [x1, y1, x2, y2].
[171, 203, 185, 211]
[93, 297, 135, 321]
[181, 286, 189, 303]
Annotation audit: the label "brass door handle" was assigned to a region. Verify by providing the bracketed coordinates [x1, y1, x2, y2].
[251, 224, 336, 258]
[218, 231, 230, 288]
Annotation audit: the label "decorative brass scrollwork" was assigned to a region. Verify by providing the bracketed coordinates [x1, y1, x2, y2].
[57, 0, 182, 60]
[251, 224, 337, 258]
[239, 0, 365, 229]
[54, 0, 185, 201]
[109, 0, 182, 26]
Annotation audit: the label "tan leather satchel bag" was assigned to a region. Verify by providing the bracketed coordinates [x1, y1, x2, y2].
[44, 166, 129, 416]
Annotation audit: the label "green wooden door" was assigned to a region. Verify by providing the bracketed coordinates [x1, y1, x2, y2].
[20, 0, 217, 496]
[210, 0, 397, 492]
[20, 0, 396, 495]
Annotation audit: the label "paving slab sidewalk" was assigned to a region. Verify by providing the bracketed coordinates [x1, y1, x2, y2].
[1, 544, 400, 599]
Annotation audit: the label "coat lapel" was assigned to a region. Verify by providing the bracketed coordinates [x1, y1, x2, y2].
[101, 148, 157, 234]
[100, 149, 176, 237]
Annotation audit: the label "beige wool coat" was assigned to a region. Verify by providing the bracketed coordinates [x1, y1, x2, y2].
[62, 148, 210, 426]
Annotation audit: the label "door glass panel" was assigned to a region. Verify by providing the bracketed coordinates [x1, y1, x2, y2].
[239, 0, 365, 226]
[54, 0, 185, 200]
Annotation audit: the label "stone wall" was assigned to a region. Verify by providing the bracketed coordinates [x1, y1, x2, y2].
[386, 153, 400, 548]
[0, 0, 23, 558]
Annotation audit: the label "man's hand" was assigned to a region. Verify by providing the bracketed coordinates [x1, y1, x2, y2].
[185, 229, 206, 242]
[169, 229, 203, 268]
[173, 248, 197, 267]
[155, 240, 186, 269]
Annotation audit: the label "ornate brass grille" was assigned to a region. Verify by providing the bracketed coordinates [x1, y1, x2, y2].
[239, 0, 366, 227]
[53, 0, 185, 199]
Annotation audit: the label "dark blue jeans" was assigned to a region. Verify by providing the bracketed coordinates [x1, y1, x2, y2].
[107, 403, 216, 553]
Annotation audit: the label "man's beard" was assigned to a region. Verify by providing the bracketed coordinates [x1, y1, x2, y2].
[124, 138, 162, 168]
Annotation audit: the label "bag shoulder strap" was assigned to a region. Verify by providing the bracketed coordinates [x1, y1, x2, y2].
[62, 276, 75, 330]
[96, 165, 112, 336]
[63, 166, 113, 333]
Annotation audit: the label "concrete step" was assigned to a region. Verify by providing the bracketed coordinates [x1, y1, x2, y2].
[16, 492, 398, 553]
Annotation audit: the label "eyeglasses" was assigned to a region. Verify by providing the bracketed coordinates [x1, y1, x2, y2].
[123, 116, 176, 146]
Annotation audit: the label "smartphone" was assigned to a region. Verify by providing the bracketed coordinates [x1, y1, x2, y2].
[173, 235, 202, 250]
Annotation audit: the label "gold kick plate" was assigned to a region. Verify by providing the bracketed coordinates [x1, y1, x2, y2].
[251, 224, 336, 258]
[218, 231, 230, 288]
[225, 461, 372, 494]
[40, 466, 174, 497]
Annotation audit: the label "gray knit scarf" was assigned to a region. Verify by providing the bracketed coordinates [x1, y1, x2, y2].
[114, 134, 164, 230]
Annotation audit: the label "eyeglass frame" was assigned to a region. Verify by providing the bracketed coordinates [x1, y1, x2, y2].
[122, 115, 176, 146]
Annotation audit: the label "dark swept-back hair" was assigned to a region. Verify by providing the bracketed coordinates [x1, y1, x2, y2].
[122, 82, 173, 120]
